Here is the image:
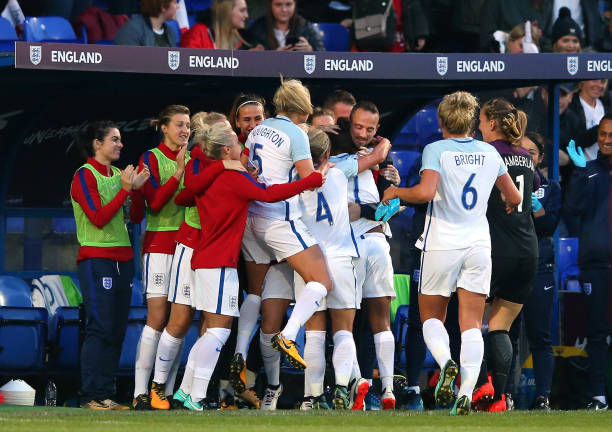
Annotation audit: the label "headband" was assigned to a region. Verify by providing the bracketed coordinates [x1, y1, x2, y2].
[237, 100, 263, 112]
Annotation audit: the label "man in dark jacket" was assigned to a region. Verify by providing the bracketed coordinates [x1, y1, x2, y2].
[564, 114, 612, 410]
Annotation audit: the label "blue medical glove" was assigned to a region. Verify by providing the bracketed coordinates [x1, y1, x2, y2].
[567, 139, 586, 167]
[531, 192, 543, 212]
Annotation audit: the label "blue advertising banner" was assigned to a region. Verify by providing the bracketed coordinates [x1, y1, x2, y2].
[14, 41, 612, 80]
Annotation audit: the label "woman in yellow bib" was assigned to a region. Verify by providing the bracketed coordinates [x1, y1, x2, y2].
[71, 121, 149, 410]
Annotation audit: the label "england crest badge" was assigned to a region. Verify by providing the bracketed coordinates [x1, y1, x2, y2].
[102, 277, 113, 290]
[436, 57, 448, 76]
[304, 54, 316, 74]
[30, 45, 42, 66]
[567, 56, 578, 76]
[168, 50, 180, 71]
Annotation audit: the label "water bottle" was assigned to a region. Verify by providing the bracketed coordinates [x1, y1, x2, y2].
[45, 380, 57, 407]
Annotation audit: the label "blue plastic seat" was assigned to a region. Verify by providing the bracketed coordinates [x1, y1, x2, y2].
[131, 278, 145, 306]
[166, 20, 180, 46]
[390, 150, 421, 187]
[0, 276, 33, 307]
[186, 0, 212, 12]
[0, 17, 18, 52]
[49, 306, 80, 370]
[0, 306, 48, 372]
[312, 22, 349, 51]
[52, 218, 76, 233]
[416, 107, 442, 146]
[118, 306, 147, 373]
[558, 237, 580, 291]
[24, 16, 81, 43]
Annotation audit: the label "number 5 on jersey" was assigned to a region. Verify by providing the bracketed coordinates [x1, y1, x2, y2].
[249, 143, 263, 173]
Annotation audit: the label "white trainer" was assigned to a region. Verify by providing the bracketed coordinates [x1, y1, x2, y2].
[261, 384, 283, 411]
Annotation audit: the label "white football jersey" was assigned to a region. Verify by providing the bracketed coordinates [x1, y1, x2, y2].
[299, 168, 360, 258]
[329, 153, 390, 237]
[416, 138, 507, 251]
[246, 116, 312, 220]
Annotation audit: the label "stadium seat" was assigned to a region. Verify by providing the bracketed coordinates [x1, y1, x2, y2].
[392, 305, 409, 368]
[118, 306, 147, 373]
[131, 278, 145, 306]
[0, 276, 33, 307]
[312, 22, 349, 52]
[416, 107, 442, 146]
[95, 39, 114, 45]
[188, 13, 197, 28]
[0, 306, 48, 372]
[390, 150, 421, 187]
[0, 17, 18, 52]
[186, 0, 212, 12]
[24, 16, 82, 44]
[6, 217, 24, 233]
[52, 218, 76, 233]
[166, 20, 181, 46]
[180, 311, 201, 367]
[49, 306, 81, 370]
[558, 237, 580, 291]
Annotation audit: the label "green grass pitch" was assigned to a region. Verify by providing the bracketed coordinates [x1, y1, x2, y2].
[1, 406, 611, 432]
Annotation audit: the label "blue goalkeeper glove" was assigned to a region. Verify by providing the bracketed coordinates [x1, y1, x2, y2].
[567, 139, 586, 167]
[531, 192, 543, 213]
[375, 198, 400, 222]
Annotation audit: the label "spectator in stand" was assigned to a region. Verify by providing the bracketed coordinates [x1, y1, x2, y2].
[397, 0, 429, 52]
[551, 6, 582, 53]
[564, 116, 612, 411]
[180, 0, 263, 50]
[322, 90, 356, 123]
[552, 1, 606, 51]
[423, 0, 484, 53]
[247, 0, 325, 51]
[480, 0, 553, 52]
[114, 0, 179, 47]
[568, 79, 610, 161]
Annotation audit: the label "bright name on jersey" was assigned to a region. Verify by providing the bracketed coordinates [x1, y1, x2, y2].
[454, 153, 486, 166]
[503, 154, 534, 169]
[51, 50, 102, 64]
[188, 55, 239, 69]
[456, 60, 505, 73]
[250, 126, 286, 147]
[324, 59, 374, 72]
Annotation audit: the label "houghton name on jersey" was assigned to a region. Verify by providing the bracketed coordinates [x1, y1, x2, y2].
[416, 138, 507, 252]
[329, 152, 391, 237]
[245, 116, 312, 220]
[299, 167, 360, 258]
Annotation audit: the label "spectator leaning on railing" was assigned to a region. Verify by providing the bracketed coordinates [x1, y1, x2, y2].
[563, 116, 612, 411]
[114, 0, 179, 47]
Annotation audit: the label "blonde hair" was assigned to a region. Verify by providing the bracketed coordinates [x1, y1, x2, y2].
[273, 77, 313, 116]
[192, 119, 236, 160]
[307, 127, 330, 164]
[481, 98, 528, 146]
[437, 91, 479, 135]
[508, 23, 525, 43]
[191, 111, 227, 130]
[213, 0, 248, 50]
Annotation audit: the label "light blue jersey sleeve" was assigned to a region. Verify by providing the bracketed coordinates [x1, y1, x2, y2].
[329, 153, 358, 179]
[420, 142, 443, 174]
[495, 152, 507, 176]
[289, 128, 312, 163]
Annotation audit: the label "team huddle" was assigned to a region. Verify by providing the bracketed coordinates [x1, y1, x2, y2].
[70, 79, 544, 414]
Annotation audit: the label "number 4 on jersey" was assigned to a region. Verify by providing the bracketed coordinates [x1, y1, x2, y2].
[316, 192, 334, 225]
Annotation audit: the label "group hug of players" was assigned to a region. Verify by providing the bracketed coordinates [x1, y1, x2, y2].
[71, 78, 557, 414]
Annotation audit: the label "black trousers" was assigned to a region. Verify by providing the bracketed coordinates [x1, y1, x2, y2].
[78, 258, 133, 402]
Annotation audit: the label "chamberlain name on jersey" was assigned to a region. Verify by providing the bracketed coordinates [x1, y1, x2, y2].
[416, 138, 507, 252]
[329, 152, 391, 237]
[246, 116, 312, 220]
[299, 167, 360, 258]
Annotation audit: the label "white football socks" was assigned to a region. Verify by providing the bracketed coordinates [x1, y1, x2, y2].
[374, 330, 395, 390]
[235, 294, 261, 359]
[304, 330, 326, 397]
[282, 282, 327, 341]
[153, 329, 182, 384]
[333, 330, 356, 388]
[458, 328, 484, 400]
[260, 331, 280, 386]
[134, 325, 161, 397]
[422, 318, 452, 369]
[191, 327, 231, 402]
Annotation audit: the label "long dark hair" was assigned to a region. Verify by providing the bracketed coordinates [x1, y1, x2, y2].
[265, 0, 302, 49]
[76, 120, 117, 160]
